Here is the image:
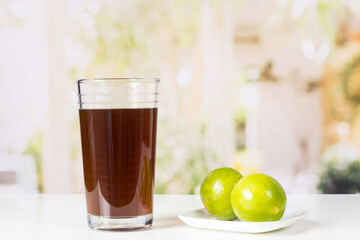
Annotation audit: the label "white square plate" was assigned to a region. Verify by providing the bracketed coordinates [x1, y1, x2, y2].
[178, 208, 307, 233]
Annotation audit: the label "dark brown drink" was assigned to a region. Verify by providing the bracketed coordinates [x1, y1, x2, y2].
[79, 108, 157, 217]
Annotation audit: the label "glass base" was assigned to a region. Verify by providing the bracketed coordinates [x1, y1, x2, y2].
[87, 213, 153, 231]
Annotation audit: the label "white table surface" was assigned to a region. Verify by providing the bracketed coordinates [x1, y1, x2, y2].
[0, 194, 359, 240]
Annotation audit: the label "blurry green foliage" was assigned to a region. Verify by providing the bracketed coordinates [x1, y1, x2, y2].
[71, 0, 199, 78]
[318, 161, 360, 194]
[340, 55, 360, 105]
[231, 70, 249, 151]
[155, 118, 219, 194]
[70, 117, 81, 163]
[22, 131, 43, 192]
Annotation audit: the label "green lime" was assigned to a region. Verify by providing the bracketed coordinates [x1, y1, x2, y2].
[231, 173, 287, 222]
[200, 167, 243, 220]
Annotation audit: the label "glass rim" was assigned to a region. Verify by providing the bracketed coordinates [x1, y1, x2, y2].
[77, 78, 160, 84]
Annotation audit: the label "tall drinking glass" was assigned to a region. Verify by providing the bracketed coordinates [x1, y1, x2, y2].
[77, 78, 159, 231]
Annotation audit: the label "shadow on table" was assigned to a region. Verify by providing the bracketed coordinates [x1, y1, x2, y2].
[152, 216, 183, 229]
[263, 220, 319, 237]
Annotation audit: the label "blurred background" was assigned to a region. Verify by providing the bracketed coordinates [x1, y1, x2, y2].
[1, 0, 360, 194]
